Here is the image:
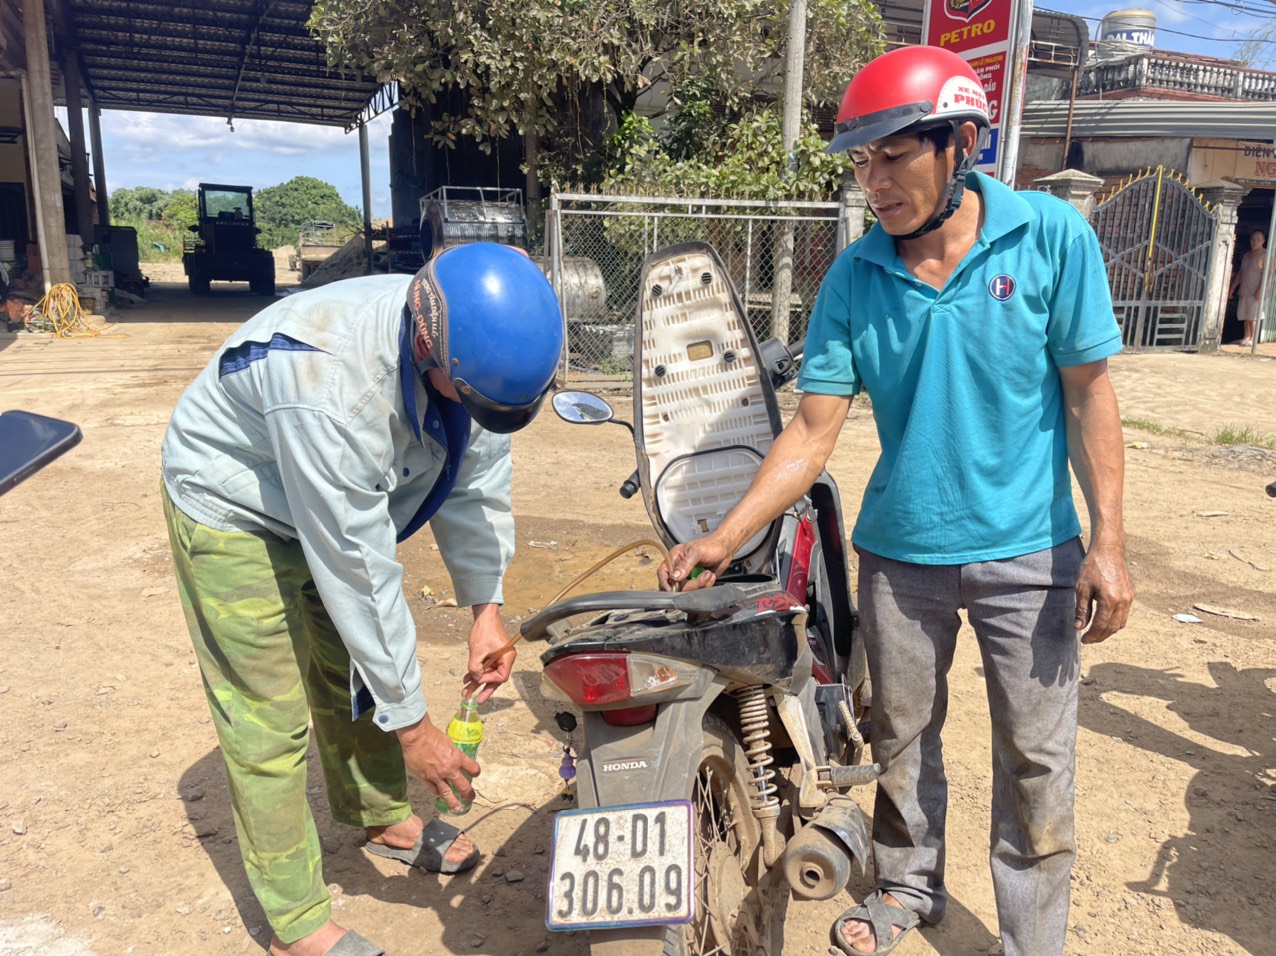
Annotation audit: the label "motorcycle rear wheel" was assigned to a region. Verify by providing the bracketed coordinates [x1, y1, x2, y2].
[589, 713, 787, 956]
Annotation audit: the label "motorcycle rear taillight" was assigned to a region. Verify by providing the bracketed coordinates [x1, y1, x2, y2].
[543, 652, 632, 705]
[601, 704, 658, 726]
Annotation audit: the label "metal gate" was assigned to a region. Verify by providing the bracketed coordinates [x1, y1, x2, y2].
[1091, 166, 1218, 351]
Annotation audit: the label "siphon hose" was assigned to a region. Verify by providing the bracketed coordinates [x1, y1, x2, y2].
[475, 537, 671, 673]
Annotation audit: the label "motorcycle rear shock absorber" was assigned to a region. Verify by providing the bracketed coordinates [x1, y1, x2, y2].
[736, 686, 783, 866]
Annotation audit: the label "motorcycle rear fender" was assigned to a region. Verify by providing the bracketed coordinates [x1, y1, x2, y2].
[775, 681, 834, 813]
[808, 473, 860, 662]
[574, 676, 729, 809]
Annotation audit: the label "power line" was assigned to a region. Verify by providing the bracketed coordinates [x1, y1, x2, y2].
[1164, 0, 1273, 19]
[1076, 14, 1276, 49]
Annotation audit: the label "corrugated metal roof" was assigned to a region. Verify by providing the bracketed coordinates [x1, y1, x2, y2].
[63, 0, 384, 128]
[1021, 100, 1276, 141]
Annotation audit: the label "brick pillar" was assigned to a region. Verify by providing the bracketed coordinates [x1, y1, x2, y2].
[1033, 168, 1105, 219]
[1195, 180, 1247, 353]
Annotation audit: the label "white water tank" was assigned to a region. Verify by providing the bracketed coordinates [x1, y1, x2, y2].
[1096, 9, 1156, 63]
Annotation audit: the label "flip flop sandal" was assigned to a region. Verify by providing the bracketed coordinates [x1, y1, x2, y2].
[324, 930, 387, 955]
[829, 889, 921, 956]
[363, 818, 480, 875]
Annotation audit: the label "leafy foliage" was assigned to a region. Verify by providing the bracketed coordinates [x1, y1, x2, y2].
[253, 176, 363, 251]
[105, 177, 358, 262]
[161, 190, 198, 232]
[309, 0, 883, 181]
[598, 105, 852, 254]
[109, 187, 171, 222]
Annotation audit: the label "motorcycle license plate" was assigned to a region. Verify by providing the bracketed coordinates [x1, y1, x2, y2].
[546, 800, 695, 931]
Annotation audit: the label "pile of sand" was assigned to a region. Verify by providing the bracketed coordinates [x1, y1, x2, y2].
[299, 224, 391, 289]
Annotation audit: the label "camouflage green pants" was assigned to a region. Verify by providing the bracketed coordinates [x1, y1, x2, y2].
[163, 488, 411, 943]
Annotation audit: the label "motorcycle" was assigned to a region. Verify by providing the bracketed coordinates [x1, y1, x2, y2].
[522, 242, 876, 955]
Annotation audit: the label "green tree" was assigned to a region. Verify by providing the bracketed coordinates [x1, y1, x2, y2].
[309, 0, 883, 182]
[110, 186, 171, 222]
[252, 176, 362, 251]
[161, 189, 198, 232]
[600, 105, 851, 256]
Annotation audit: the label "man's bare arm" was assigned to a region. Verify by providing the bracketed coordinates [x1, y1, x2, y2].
[1059, 359, 1133, 643]
[661, 393, 852, 590]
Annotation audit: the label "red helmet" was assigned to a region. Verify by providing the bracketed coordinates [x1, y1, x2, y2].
[828, 45, 990, 154]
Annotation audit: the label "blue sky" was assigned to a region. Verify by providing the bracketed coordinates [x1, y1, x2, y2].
[84, 1, 1275, 220]
[94, 109, 396, 220]
[1070, 0, 1276, 68]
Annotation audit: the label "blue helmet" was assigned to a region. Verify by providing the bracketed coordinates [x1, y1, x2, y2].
[407, 243, 564, 434]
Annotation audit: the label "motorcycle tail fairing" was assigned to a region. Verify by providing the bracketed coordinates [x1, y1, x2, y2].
[537, 582, 807, 689]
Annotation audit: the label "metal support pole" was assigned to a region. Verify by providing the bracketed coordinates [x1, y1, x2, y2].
[548, 188, 567, 383]
[996, 0, 1035, 185]
[359, 122, 373, 275]
[62, 53, 94, 248]
[1061, 65, 1079, 170]
[89, 100, 109, 226]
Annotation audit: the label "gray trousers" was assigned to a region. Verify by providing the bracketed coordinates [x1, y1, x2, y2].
[856, 539, 1084, 956]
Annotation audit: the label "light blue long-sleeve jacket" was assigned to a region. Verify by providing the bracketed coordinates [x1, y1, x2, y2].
[161, 274, 515, 731]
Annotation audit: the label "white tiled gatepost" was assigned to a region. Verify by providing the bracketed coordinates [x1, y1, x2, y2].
[1195, 180, 1247, 353]
[1033, 168, 1105, 219]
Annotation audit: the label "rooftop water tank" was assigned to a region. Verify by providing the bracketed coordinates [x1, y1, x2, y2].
[1096, 9, 1156, 63]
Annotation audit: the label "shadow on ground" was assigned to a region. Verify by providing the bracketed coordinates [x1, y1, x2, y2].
[1079, 660, 1276, 955]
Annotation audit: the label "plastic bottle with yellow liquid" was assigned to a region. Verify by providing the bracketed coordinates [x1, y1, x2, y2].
[436, 694, 483, 815]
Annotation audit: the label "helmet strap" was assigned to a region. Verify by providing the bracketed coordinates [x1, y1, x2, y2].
[897, 120, 977, 242]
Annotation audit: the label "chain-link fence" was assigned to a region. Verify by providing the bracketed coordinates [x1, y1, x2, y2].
[545, 190, 857, 381]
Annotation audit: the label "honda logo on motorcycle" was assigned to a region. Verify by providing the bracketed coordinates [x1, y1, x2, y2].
[601, 759, 649, 772]
[946, 0, 992, 21]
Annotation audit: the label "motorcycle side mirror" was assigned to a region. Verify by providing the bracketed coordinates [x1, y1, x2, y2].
[552, 391, 615, 425]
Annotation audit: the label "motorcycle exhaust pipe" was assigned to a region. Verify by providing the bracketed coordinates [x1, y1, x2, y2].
[783, 797, 871, 901]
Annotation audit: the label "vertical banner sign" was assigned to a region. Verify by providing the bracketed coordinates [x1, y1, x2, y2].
[922, 0, 1031, 181]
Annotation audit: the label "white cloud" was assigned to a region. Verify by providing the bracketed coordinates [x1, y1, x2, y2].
[105, 112, 357, 158]
[98, 109, 393, 216]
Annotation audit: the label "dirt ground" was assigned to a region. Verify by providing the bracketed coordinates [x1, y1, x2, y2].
[1, 260, 1274, 956]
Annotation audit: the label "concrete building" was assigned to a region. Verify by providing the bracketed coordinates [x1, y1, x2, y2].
[1017, 11, 1276, 346]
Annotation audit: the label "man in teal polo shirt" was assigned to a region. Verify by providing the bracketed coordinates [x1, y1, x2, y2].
[661, 46, 1132, 956]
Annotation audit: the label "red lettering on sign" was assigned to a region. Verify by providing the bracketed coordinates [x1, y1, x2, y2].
[1256, 160, 1276, 177]
[755, 594, 791, 614]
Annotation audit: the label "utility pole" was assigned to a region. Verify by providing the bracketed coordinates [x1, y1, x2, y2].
[772, 0, 808, 345]
[780, 0, 808, 152]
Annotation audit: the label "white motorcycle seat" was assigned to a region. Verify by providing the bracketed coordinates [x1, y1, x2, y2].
[636, 245, 780, 565]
